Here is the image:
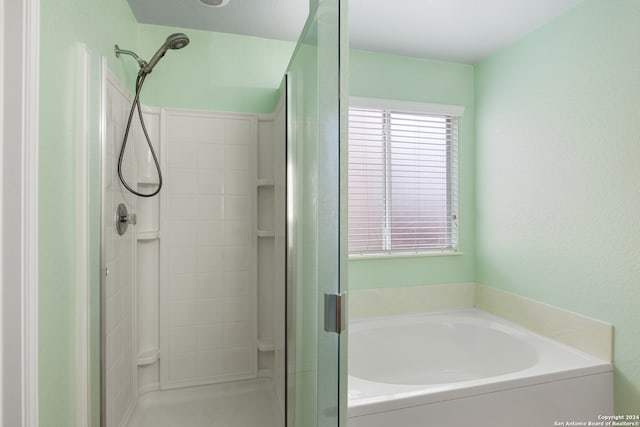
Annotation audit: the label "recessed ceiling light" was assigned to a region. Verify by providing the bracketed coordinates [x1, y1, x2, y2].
[200, 0, 230, 7]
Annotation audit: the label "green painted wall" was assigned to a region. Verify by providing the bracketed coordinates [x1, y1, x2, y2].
[348, 49, 476, 290]
[39, 0, 138, 425]
[475, 0, 640, 412]
[136, 24, 295, 113]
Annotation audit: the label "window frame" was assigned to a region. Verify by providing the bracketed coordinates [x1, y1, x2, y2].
[347, 97, 464, 259]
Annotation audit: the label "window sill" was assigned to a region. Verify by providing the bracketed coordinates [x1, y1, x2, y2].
[348, 250, 463, 261]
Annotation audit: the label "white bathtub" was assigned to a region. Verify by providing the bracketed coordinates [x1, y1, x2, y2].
[348, 309, 613, 427]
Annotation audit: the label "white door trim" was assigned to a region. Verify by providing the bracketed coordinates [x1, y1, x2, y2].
[23, 0, 40, 417]
[1, 0, 5, 420]
[75, 42, 91, 427]
[2, 0, 40, 424]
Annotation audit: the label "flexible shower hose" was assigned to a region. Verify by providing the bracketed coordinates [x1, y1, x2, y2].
[117, 72, 163, 198]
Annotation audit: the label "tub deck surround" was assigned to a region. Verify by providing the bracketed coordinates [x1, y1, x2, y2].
[348, 282, 613, 362]
[475, 284, 614, 362]
[348, 283, 476, 319]
[347, 309, 613, 424]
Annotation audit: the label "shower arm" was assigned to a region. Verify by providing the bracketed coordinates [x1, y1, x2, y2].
[114, 45, 147, 70]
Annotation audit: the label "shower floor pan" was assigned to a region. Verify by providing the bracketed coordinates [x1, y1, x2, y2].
[127, 378, 282, 427]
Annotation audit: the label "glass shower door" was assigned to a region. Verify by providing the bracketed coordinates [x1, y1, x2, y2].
[285, 0, 347, 426]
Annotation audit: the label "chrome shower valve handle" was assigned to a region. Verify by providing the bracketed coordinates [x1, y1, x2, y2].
[115, 203, 136, 236]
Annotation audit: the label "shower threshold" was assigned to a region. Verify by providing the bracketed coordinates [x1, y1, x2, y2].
[127, 377, 283, 427]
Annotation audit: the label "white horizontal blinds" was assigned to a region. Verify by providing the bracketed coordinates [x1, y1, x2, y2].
[348, 108, 386, 253]
[447, 116, 459, 250]
[388, 111, 457, 251]
[348, 105, 459, 254]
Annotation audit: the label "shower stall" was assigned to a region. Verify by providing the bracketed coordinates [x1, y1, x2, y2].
[102, 71, 285, 426]
[96, 1, 347, 426]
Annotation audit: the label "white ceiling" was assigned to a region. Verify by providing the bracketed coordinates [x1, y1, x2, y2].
[127, 0, 585, 64]
[349, 0, 584, 63]
[127, 0, 309, 43]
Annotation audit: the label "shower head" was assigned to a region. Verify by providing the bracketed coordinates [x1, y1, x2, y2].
[140, 33, 190, 75]
[166, 33, 190, 50]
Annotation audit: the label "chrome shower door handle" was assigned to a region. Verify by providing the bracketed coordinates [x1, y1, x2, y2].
[324, 292, 346, 334]
[115, 203, 136, 236]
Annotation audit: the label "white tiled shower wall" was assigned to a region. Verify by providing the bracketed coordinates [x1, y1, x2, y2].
[160, 110, 258, 388]
[104, 72, 140, 427]
[104, 71, 285, 424]
[255, 96, 286, 412]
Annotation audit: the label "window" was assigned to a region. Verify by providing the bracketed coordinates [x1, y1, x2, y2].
[348, 98, 462, 256]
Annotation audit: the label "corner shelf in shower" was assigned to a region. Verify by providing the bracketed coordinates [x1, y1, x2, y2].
[138, 176, 159, 185]
[257, 340, 275, 352]
[137, 348, 159, 366]
[137, 230, 160, 241]
[256, 179, 275, 187]
[256, 180, 274, 238]
[257, 230, 275, 238]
